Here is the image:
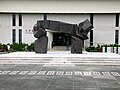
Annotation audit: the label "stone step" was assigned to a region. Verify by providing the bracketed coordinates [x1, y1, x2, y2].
[0, 52, 120, 65]
[0, 58, 120, 65]
[0, 60, 120, 65]
[52, 46, 70, 51]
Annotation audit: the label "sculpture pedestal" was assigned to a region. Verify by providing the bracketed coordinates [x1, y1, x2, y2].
[35, 36, 48, 53]
[71, 37, 83, 54]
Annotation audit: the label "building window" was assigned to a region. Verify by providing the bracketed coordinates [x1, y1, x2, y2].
[12, 29, 16, 44]
[44, 14, 47, 20]
[19, 29, 22, 43]
[90, 14, 93, 25]
[19, 14, 22, 26]
[90, 30, 93, 46]
[12, 14, 16, 26]
[116, 14, 119, 27]
[115, 30, 119, 44]
[90, 14, 93, 46]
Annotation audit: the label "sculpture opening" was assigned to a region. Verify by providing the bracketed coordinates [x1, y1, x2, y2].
[33, 19, 93, 54]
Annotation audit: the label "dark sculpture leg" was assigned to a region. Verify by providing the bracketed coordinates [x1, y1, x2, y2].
[34, 36, 48, 53]
[71, 37, 83, 54]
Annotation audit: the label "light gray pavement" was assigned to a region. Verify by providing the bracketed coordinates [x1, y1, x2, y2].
[0, 51, 120, 90]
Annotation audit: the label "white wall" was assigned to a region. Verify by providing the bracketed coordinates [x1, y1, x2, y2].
[47, 14, 90, 24]
[0, 13, 120, 48]
[22, 14, 43, 44]
[0, 13, 43, 44]
[93, 14, 115, 46]
[0, 0, 120, 13]
[0, 14, 12, 44]
[47, 31, 53, 50]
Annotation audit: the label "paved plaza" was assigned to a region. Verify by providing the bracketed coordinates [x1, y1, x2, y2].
[0, 52, 120, 90]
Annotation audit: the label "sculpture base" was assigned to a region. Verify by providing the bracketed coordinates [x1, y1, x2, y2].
[34, 36, 48, 53]
[71, 37, 83, 54]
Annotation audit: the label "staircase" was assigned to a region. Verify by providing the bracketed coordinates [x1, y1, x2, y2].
[52, 46, 70, 51]
[0, 52, 120, 65]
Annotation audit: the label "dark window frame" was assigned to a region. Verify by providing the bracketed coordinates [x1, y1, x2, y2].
[115, 30, 119, 44]
[90, 13, 93, 25]
[12, 14, 16, 26]
[90, 14, 93, 46]
[44, 14, 47, 20]
[19, 14, 22, 26]
[116, 14, 119, 27]
[12, 29, 16, 44]
[19, 29, 22, 43]
[90, 30, 93, 46]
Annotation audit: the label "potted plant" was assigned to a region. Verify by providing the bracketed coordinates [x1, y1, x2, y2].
[0, 43, 4, 52]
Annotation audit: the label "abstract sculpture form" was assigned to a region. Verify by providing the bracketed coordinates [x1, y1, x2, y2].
[33, 19, 93, 54]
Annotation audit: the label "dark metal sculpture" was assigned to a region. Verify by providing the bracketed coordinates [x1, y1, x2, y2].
[33, 19, 93, 54]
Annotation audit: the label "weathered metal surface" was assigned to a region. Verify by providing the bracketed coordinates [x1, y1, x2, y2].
[33, 19, 93, 54]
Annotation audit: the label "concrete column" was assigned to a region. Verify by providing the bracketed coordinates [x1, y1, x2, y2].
[47, 31, 53, 50]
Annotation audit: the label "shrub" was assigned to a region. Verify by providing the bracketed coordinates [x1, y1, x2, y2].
[10, 43, 26, 52]
[85, 45, 102, 52]
[0, 43, 6, 52]
[0, 43, 2, 48]
[28, 43, 35, 51]
[0, 42, 35, 52]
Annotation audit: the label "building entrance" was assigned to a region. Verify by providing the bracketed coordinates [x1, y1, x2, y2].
[53, 33, 71, 46]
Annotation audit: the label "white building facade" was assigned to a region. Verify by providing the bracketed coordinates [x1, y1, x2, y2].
[0, 0, 120, 49]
